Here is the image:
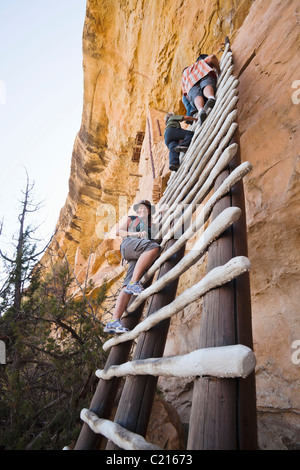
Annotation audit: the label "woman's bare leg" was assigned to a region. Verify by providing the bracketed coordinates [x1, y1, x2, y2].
[194, 95, 205, 112]
[111, 247, 159, 321]
[203, 84, 215, 99]
[112, 288, 131, 320]
[130, 247, 159, 282]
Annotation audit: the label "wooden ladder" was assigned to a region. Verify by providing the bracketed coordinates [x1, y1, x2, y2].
[71, 37, 258, 451]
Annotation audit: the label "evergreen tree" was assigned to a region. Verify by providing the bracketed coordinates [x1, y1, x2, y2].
[0, 172, 45, 314]
[0, 175, 108, 449]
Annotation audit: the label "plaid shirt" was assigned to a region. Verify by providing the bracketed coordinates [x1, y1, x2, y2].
[181, 58, 217, 95]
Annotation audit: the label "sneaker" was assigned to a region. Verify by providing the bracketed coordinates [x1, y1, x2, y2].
[174, 145, 189, 153]
[124, 281, 144, 295]
[206, 97, 216, 109]
[169, 163, 180, 172]
[104, 319, 129, 334]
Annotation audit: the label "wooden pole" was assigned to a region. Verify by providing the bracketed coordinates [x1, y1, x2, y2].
[229, 133, 258, 449]
[106, 239, 186, 450]
[187, 167, 237, 450]
[74, 279, 153, 450]
[187, 138, 257, 450]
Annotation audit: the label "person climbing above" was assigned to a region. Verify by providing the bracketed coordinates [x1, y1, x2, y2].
[104, 200, 160, 334]
[164, 112, 198, 172]
[181, 53, 220, 125]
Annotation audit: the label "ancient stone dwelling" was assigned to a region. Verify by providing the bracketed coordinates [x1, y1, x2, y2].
[43, 0, 300, 450]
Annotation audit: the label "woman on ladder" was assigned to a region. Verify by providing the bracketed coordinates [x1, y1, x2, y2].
[104, 200, 160, 334]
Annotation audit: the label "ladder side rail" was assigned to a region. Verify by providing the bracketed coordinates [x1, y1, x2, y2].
[106, 238, 186, 450]
[229, 129, 258, 450]
[74, 277, 154, 450]
[187, 167, 238, 450]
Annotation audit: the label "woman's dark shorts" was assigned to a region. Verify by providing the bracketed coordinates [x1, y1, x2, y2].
[187, 74, 216, 104]
[120, 237, 160, 286]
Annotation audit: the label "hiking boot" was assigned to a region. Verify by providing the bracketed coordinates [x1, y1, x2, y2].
[206, 97, 216, 109]
[174, 145, 189, 153]
[169, 163, 180, 172]
[124, 281, 144, 295]
[104, 319, 129, 334]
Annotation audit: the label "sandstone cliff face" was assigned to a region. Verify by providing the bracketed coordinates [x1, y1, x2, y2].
[50, 0, 253, 262]
[45, 0, 300, 449]
[232, 0, 300, 449]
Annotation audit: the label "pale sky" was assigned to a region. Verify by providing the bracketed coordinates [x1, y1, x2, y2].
[0, 0, 86, 256]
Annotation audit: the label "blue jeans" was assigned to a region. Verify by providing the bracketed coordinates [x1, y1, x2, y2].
[164, 127, 194, 167]
[182, 95, 196, 116]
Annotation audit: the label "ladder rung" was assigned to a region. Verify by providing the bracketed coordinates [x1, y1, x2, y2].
[96, 344, 256, 380]
[80, 409, 162, 451]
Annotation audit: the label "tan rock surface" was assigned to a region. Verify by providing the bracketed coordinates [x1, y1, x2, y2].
[232, 0, 300, 450]
[42, 0, 300, 450]
[44, 0, 253, 264]
[146, 394, 186, 450]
